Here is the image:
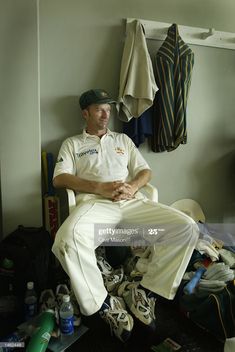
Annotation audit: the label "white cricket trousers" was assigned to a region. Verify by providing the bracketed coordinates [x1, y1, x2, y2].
[52, 196, 199, 316]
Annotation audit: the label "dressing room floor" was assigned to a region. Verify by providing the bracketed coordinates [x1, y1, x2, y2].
[67, 296, 224, 352]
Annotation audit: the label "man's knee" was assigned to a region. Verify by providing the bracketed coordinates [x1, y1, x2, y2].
[173, 209, 199, 240]
[183, 216, 199, 241]
[52, 222, 72, 258]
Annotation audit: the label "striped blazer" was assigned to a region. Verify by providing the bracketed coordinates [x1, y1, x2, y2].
[152, 24, 194, 152]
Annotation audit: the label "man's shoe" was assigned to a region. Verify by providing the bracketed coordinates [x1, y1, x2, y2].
[118, 281, 156, 329]
[39, 289, 56, 312]
[97, 256, 125, 294]
[97, 256, 113, 276]
[104, 267, 125, 294]
[55, 284, 70, 307]
[99, 295, 134, 342]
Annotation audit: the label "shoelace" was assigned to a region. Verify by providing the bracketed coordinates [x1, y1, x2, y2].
[147, 296, 156, 320]
[100, 308, 129, 338]
[128, 284, 154, 322]
[97, 256, 113, 276]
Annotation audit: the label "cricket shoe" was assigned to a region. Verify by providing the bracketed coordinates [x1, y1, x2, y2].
[118, 281, 156, 330]
[104, 267, 125, 294]
[97, 256, 113, 276]
[55, 284, 70, 307]
[99, 295, 134, 343]
[39, 289, 56, 312]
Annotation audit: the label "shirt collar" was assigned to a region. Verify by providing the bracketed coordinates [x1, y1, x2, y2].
[81, 128, 114, 142]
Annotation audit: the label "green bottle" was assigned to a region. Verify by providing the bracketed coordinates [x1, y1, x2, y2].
[26, 309, 55, 352]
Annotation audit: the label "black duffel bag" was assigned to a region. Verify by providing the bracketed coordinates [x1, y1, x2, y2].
[179, 281, 235, 342]
[0, 225, 54, 298]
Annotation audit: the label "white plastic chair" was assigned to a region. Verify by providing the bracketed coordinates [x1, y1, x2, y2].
[66, 183, 158, 214]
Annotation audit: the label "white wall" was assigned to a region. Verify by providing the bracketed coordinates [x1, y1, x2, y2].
[0, 0, 42, 237]
[40, 0, 235, 223]
[1, 0, 235, 237]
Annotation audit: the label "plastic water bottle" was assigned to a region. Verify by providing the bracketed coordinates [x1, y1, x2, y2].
[59, 294, 74, 336]
[24, 281, 38, 320]
[26, 309, 55, 352]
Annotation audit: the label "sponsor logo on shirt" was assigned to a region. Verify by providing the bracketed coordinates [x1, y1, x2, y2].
[77, 149, 98, 158]
[115, 147, 125, 155]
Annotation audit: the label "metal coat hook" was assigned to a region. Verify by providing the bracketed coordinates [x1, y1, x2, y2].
[127, 19, 235, 50]
[201, 28, 215, 40]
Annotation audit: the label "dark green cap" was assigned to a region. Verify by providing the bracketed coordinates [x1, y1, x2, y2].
[79, 89, 115, 110]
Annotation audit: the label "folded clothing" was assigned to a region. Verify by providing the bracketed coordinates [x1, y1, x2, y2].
[203, 262, 234, 282]
[219, 248, 235, 268]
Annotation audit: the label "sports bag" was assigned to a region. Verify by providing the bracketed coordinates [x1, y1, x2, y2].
[0, 225, 54, 298]
[179, 281, 235, 341]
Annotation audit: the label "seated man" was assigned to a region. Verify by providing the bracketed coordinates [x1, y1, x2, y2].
[52, 88, 199, 342]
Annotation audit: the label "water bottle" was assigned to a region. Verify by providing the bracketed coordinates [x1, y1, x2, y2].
[26, 309, 55, 352]
[59, 294, 74, 336]
[24, 281, 38, 320]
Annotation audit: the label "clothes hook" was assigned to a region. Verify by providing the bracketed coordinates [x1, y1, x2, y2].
[201, 28, 215, 40]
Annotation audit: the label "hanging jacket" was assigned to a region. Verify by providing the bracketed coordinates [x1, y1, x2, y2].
[152, 24, 194, 152]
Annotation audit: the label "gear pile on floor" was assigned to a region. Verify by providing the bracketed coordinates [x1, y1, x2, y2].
[95, 241, 235, 349]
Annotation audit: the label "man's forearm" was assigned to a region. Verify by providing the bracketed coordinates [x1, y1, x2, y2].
[53, 173, 99, 194]
[53, 173, 128, 199]
[128, 169, 152, 193]
[53, 169, 152, 200]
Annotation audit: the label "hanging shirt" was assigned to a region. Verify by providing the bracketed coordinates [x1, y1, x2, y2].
[152, 24, 194, 152]
[117, 19, 158, 122]
[123, 106, 153, 147]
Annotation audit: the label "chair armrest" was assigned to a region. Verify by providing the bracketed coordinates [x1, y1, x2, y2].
[66, 183, 158, 215]
[66, 189, 77, 214]
[140, 183, 158, 202]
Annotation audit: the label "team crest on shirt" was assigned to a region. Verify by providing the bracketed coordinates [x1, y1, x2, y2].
[56, 157, 63, 163]
[115, 147, 125, 155]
